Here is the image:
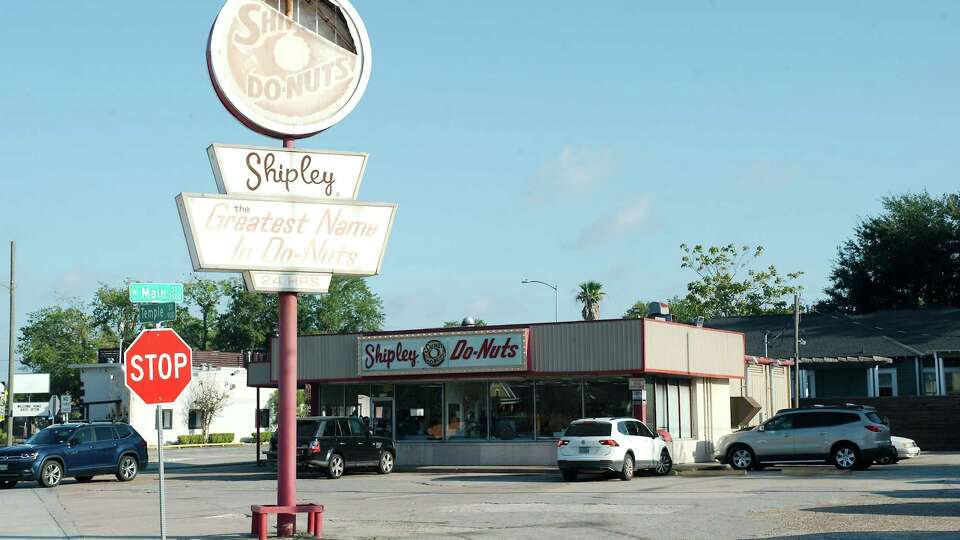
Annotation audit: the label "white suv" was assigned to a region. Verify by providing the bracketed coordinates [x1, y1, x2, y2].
[557, 417, 672, 481]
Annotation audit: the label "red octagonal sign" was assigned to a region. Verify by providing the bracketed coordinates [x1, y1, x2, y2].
[123, 328, 193, 404]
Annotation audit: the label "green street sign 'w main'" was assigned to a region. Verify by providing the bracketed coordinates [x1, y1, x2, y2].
[138, 302, 177, 324]
[129, 283, 184, 303]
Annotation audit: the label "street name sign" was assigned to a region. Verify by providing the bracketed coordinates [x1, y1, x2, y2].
[177, 192, 396, 276]
[243, 271, 332, 293]
[123, 329, 193, 405]
[129, 283, 184, 304]
[138, 302, 177, 324]
[208, 144, 366, 201]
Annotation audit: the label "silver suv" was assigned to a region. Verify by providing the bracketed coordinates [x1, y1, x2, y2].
[714, 405, 896, 470]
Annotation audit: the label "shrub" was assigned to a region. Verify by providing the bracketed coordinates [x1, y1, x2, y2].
[207, 433, 235, 444]
[176, 434, 205, 445]
[251, 431, 274, 443]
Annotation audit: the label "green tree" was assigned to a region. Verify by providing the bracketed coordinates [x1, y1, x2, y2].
[443, 319, 487, 327]
[822, 192, 960, 313]
[91, 281, 141, 345]
[167, 306, 204, 350]
[623, 301, 649, 319]
[576, 281, 606, 320]
[214, 279, 278, 352]
[679, 244, 802, 318]
[184, 277, 223, 350]
[267, 389, 307, 422]
[18, 305, 97, 396]
[305, 277, 385, 333]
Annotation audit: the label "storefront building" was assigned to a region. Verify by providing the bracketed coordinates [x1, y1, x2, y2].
[247, 318, 747, 465]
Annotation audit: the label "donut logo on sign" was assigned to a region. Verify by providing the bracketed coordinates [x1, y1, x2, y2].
[422, 340, 446, 368]
[208, 0, 372, 138]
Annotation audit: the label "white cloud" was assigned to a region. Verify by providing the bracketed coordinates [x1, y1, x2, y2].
[575, 195, 655, 248]
[528, 146, 614, 203]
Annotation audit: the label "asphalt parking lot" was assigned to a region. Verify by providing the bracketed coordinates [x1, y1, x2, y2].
[1, 448, 958, 540]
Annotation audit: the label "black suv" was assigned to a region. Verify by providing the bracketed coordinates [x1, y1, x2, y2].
[267, 416, 395, 479]
[0, 422, 148, 488]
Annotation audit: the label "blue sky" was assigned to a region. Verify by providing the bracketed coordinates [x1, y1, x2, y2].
[1, 1, 958, 365]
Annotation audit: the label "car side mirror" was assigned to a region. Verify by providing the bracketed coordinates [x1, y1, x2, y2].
[366, 429, 374, 437]
[757, 425, 765, 432]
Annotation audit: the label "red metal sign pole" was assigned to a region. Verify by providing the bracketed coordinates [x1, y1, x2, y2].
[276, 136, 299, 537]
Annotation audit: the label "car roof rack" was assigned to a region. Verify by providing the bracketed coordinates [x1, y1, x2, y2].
[777, 403, 877, 414]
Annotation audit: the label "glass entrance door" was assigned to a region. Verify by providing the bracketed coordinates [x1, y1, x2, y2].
[371, 398, 394, 441]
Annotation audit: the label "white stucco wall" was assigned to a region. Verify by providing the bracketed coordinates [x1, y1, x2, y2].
[77, 364, 276, 445]
[669, 377, 732, 463]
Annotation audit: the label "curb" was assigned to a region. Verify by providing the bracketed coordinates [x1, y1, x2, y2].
[676, 469, 746, 477]
[148, 443, 249, 450]
[780, 467, 851, 477]
[396, 466, 557, 474]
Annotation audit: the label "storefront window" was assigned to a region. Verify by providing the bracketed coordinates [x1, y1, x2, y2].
[922, 358, 938, 395]
[345, 384, 372, 418]
[583, 381, 630, 418]
[945, 358, 960, 396]
[535, 381, 582, 438]
[371, 384, 393, 399]
[655, 378, 692, 439]
[320, 385, 345, 416]
[396, 384, 443, 441]
[444, 382, 487, 440]
[490, 381, 534, 440]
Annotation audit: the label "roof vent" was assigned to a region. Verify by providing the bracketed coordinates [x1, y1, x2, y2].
[646, 302, 673, 322]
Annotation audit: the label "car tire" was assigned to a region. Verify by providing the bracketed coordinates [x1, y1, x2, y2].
[876, 455, 894, 465]
[727, 445, 755, 471]
[561, 469, 578, 482]
[75, 476, 94, 483]
[654, 449, 673, 476]
[619, 454, 635, 481]
[39, 460, 63, 488]
[326, 453, 344, 479]
[0, 480, 17, 489]
[116, 455, 139, 482]
[832, 443, 860, 470]
[377, 451, 394, 475]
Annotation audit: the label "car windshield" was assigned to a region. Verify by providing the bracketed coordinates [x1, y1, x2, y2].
[564, 422, 612, 437]
[26, 427, 76, 445]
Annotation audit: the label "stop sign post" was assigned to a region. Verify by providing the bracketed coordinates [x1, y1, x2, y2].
[124, 327, 191, 540]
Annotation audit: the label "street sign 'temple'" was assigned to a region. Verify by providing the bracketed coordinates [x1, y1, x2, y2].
[138, 302, 177, 325]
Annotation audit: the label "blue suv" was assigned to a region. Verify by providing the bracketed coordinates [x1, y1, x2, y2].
[0, 422, 149, 489]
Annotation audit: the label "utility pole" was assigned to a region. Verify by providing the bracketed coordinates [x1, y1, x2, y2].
[5, 241, 15, 446]
[793, 294, 801, 408]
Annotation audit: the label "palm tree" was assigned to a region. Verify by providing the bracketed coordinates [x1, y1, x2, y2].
[576, 281, 606, 321]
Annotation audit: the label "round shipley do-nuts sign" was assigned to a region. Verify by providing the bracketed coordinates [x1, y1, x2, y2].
[208, 0, 372, 138]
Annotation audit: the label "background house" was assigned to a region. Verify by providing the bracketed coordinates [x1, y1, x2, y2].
[72, 351, 275, 445]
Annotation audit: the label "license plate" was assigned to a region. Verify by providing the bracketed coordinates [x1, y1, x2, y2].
[0, 464, 7, 471]
[579, 447, 590, 455]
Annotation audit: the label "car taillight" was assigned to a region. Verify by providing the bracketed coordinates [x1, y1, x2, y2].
[557, 440, 570, 448]
[598, 439, 619, 447]
[865, 425, 883, 433]
[139, 440, 147, 448]
[308, 439, 322, 454]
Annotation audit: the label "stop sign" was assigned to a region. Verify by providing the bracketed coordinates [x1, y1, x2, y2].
[123, 328, 193, 404]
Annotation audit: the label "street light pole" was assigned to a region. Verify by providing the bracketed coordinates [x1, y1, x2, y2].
[521, 279, 558, 322]
[4, 241, 14, 446]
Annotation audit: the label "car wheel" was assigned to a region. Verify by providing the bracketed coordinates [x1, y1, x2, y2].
[39, 460, 63, 488]
[0, 480, 17, 489]
[876, 455, 893, 465]
[727, 445, 755, 470]
[377, 451, 394, 474]
[619, 454, 635, 481]
[833, 444, 860, 470]
[75, 476, 94, 483]
[654, 449, 673, 476]
[561, 469, 578, 482]
[326, 453, 344, 479]
[116, 455, 139, 482]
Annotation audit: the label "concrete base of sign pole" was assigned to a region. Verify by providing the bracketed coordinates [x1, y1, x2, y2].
[276, 289, 298, 536]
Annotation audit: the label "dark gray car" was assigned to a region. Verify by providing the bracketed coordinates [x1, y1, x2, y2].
[266, 416, 395, 479]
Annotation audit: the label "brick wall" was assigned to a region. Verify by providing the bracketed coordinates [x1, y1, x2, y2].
[801, 396, 960, 451]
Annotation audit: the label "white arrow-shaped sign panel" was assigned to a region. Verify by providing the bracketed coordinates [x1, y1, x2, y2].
[207, 144, 367, 201]
[177, 193, 396, 276]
